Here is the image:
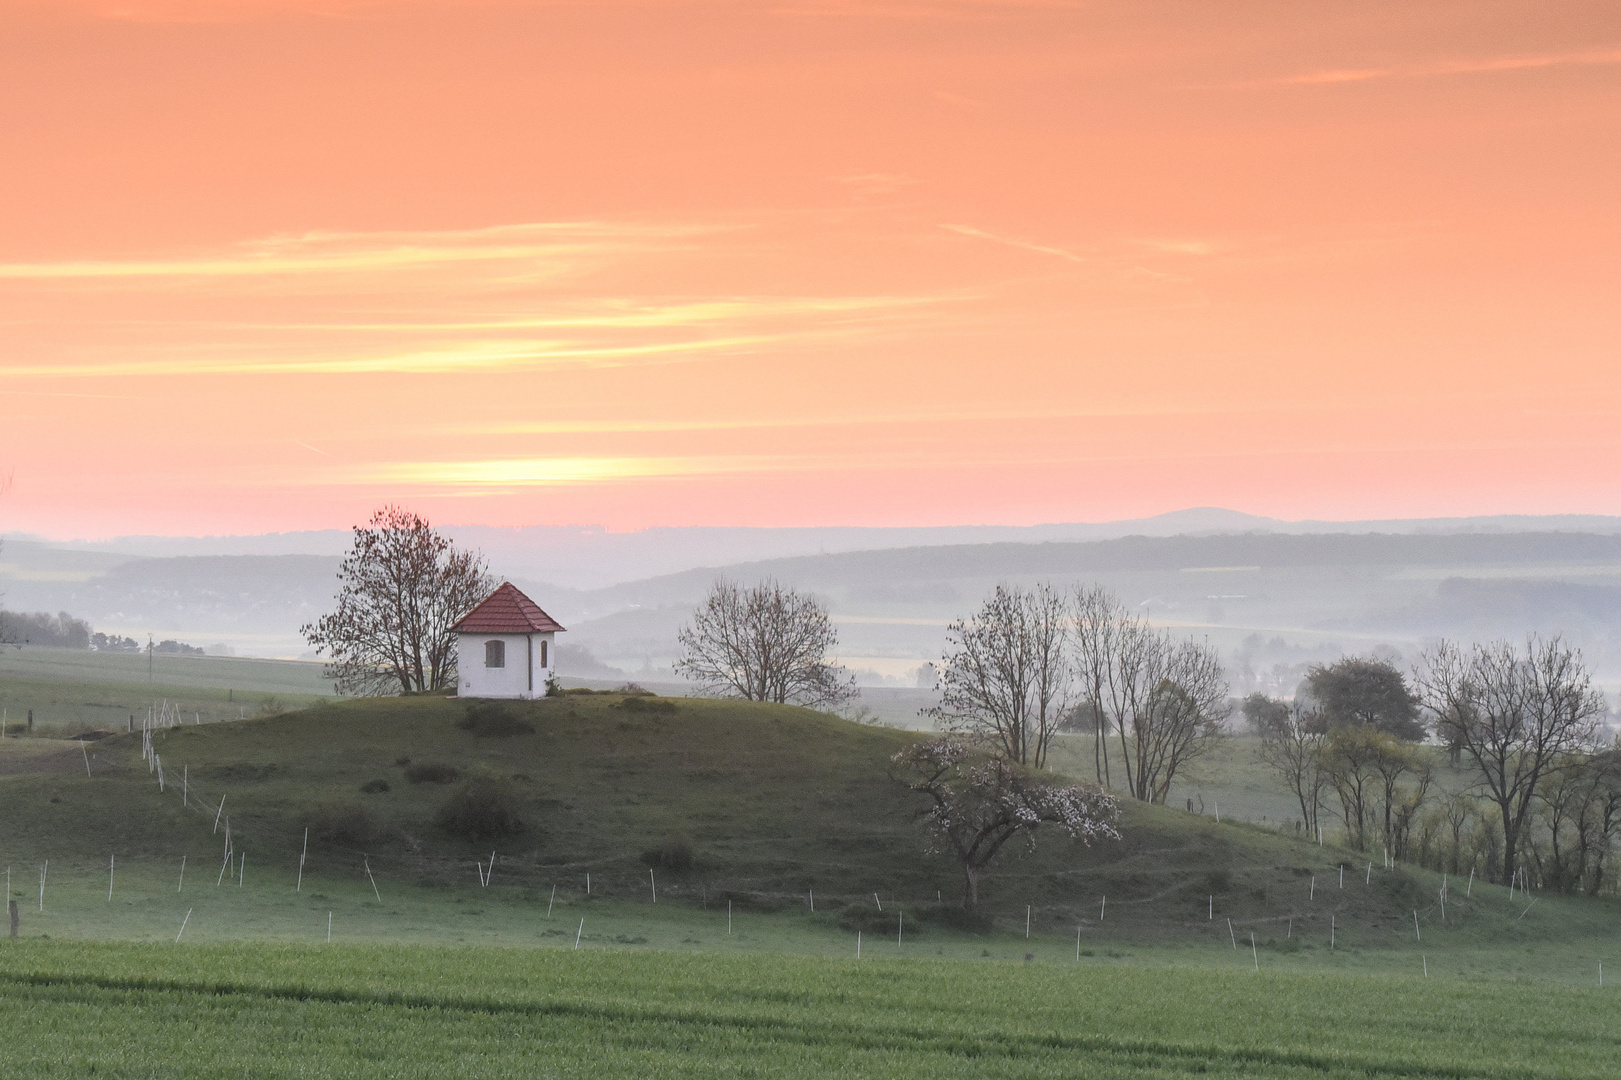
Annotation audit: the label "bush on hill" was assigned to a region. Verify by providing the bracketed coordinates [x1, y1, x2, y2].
[455, 702, 534, 737]
[640, 833, 695, 872]
[207, 762, 280, 782]
[837, 901, 992, 936]
[359, 778, 390, 794]
[912, 902, 995, 935]
[435, 772, 528, 841]
[616, 695, 677, 715]
[405, 762, 460, 784]
[303, 799, 381, 847]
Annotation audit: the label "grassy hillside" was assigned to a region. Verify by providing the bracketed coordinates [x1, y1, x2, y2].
[1, 691, 1616, 966]
[2, 941, 1618, 1078]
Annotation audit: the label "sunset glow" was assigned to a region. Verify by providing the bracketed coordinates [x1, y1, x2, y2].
[3, 1, 1618, 536]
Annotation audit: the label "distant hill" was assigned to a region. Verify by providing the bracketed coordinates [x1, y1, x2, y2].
[6, 519, 1621, 686]
[20, 507, 1621, 589]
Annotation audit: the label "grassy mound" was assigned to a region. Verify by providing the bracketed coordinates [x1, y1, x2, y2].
[0, 693, 1616, 950]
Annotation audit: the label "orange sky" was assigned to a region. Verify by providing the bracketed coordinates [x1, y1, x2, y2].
[3, 0, 1619, 537]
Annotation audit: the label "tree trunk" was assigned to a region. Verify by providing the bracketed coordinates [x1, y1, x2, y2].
[962, 864, 980, 912]
[1499, 801, 1519, 886]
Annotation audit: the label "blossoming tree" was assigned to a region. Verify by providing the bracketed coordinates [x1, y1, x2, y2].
[892, 735, 1120, 912]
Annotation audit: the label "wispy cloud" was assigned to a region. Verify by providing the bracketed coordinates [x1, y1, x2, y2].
[253, 297, 931, 334]
[0, 222, 706, 285]
[328, 447, 994, 490]
[1260, 47, 1621, 88]
[941, 223, 1092, 264]
[447, 402, 1247, 437]
[0, 220, 957, 378]
[0, 335, 778, 378]
[334, 454, 781, 489]
[57, 0, 511, 25]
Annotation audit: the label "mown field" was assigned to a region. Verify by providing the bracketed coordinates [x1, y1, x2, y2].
[0, 940, 1616, 1078]
[0, 646, 333, 733]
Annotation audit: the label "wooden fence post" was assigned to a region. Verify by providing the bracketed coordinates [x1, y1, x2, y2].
[8, 899, 17, 938]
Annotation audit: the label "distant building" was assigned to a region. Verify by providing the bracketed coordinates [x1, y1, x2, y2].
[450, 582, 566, 699]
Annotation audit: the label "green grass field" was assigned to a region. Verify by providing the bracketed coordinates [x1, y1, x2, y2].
[0, 689, 1617, 1074]
[0, 941, 1616, 1078]
[0, 646, 334, 734]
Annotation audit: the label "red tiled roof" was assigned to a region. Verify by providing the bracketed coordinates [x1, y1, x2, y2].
[451, 582, 566, 634]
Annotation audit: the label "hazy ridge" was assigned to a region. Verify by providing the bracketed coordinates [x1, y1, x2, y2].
[5, 511, 1621, 694]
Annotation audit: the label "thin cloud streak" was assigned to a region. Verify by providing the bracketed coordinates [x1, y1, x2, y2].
[0, 335, 780, 378]
[1261, 47, 1621, 88]
[449, 401, 1327, 437]
[0, 219, 964, 378]
[339, 455, 778, 488]
[0, 221, 710, 283]
[941, 223, 1092, 264]
[234, 296, 941, 333]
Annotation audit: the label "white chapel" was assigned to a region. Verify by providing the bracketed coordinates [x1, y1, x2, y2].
[451, 582, 566, 699]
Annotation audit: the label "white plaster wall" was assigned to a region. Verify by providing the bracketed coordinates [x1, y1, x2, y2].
[456, 632, 556, 699]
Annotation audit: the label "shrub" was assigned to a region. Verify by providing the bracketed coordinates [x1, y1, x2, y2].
[455, 702, 534, 738]
[359, 778, 390, 794]
[405, 762, 460, 784]
[912, 902, 994, 935]
[303, 800, 379, 847]
[616, 695, 676, 714]
[207, 762, 279, 782]
[719, 890, 786, 913]
[436, 774, 527, 841]
[639, 834, 695, 873]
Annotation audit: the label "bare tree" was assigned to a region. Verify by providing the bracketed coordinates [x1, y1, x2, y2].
[1256, 697, 1329, 834]
[1371, 738, 1432, 860]
[1528, 746, 1621, 894]
[1071, 586, 1135, 785]
[675, 579, 855, 708]
[1320, 724, 1387, 850]
[1069, 587, 1229, 801]
[928, 583, 1071, 768]
[1126, 638, 1229, 803]
[1416, 635, 1606, 886]
[891, 735, 1119, 911]
[301, 506, 492, 696]
[1438, 788, 1477, 874]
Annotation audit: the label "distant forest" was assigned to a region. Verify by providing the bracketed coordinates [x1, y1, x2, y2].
[0, 610, 92, 648]
[0, 610, 203, 654]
